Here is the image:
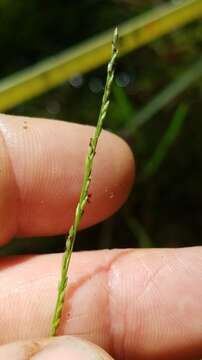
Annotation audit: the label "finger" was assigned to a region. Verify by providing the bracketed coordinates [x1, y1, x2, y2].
[0, 114, 134, 245]
[0, 336, 114, 359]
[0, 247, 201, 359]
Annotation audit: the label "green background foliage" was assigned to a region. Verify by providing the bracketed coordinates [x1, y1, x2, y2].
[1, 0, 202, 255]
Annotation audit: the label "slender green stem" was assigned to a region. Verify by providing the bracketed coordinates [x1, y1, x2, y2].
[49, 28, 118, 336]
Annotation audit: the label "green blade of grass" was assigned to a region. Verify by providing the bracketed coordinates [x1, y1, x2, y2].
[109, 85, 135, 130]
[124, 209, 153, 248]
[123, 57, 202, 136]
[141, 103, 189, 180]
[0, 0, 202, 111]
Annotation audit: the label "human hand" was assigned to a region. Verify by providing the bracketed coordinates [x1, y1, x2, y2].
[0, 115, 201, 359]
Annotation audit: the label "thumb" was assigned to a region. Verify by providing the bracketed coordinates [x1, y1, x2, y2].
[0, 336, 114, 359]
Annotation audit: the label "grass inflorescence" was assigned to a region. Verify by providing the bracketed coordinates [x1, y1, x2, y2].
[49, 28, 119, 336]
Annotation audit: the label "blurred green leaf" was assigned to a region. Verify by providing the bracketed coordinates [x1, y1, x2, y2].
[123, 56, 202, 136]
[141, 103, 189, 180]
[109, 84, 135, 130]
[124, 209, 153, 248]
[0, 0, 202, 111]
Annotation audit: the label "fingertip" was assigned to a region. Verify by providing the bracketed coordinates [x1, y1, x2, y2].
[0, 124, 19, 245]
[0, 336, 114, 360]
[0, 115, 135, 243]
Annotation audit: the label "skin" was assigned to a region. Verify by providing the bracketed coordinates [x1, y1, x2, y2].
[0, 114, 201, 360]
